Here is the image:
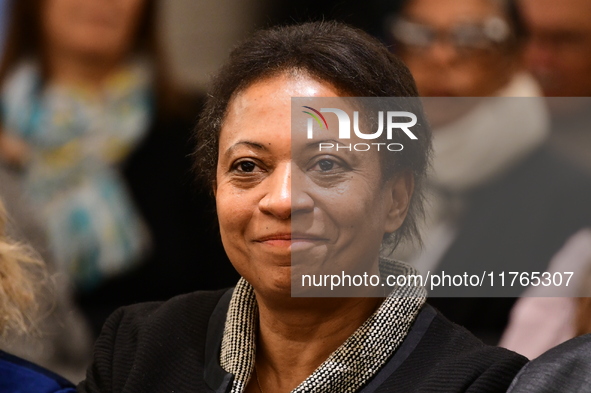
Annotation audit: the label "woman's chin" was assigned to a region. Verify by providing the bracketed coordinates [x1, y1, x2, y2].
[246, 266, 292, 297]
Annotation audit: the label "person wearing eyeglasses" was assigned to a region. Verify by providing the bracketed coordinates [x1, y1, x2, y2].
[388, 0, 526, 97]
[384, 0, 591, 353]
[517, 0, 591, 98]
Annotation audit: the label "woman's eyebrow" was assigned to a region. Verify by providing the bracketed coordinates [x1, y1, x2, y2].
[224, 141, 267, 157]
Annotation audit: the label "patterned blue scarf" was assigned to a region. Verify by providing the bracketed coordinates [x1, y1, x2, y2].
[1, 61, 152, 290]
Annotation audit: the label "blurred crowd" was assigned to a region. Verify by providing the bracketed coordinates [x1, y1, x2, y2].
[0, 0, 590, 385]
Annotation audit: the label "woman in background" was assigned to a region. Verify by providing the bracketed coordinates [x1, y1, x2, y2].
[387, 0, 591, 346]
[0, 198, 76, 392]
[0, 142, 92, 383]
[0, 0, 237, 335]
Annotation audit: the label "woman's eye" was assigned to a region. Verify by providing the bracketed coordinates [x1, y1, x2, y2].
[310, 158, 345, 173]
[318, 159, 335, 171]
[238, 161, 256, 172]
[231, 159, 264, 175]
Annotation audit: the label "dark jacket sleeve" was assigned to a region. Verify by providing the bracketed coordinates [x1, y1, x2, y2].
[77, 307, 121, 393]
[77, 290, 226, 393]
[77, 303, 161, 393]
[463, 351, 530, 393]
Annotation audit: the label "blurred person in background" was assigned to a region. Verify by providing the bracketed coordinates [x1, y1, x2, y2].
[0, 0, 237, 336]
[518, 0, 591, 175]
[390, 0, 527, 97]
[500, 227, 591, 359]
[507, 1, 591, 357]
[505, 332, 591, 392]
[0, 144, 92, 382]
[518, 0, 591, 98]
[386, 0, 591, 346]
[0, 198, 77, 392]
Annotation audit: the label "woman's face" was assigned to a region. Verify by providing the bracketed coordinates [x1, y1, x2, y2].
[42, 0, 145, 62]
[215, 74, 412, 299]
[396, 0, 517, 96]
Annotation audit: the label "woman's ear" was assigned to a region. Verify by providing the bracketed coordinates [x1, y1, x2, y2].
[384, 171, 414, 233]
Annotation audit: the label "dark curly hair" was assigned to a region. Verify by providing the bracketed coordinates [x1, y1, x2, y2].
[194, 21, 432, 249]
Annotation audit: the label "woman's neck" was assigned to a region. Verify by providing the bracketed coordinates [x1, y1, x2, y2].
[252, 295, 383, 392]
[43, 49, 123, 89]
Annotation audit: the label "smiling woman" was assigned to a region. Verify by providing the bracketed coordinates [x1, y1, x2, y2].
[215, 76, 407, 300]
[78, 21, 527, 393]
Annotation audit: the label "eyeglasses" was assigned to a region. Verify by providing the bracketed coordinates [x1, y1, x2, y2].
[389, 16, 511, 54]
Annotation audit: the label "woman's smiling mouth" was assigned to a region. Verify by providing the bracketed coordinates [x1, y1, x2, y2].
[255, 233, 329, 251]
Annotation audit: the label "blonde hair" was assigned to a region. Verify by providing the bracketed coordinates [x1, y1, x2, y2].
[0, 199, 44, 337]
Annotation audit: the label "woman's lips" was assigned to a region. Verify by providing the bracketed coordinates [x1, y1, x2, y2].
[258, 235, 292, 248]
[255, 233, 328, 250]
[257, 234, 292, 242]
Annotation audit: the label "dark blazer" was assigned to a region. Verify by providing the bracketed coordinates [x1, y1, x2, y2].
[78, 289, 527, 393]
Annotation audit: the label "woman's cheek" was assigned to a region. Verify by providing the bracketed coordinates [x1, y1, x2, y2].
[216, 188, 251, 247]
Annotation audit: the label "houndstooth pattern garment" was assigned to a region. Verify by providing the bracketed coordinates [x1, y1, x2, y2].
[220, 259, 427, 393]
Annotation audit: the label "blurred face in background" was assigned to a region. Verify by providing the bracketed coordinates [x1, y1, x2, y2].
[391, 0, 519, 96]
[42, 0, 146, 63]
[519, 0, 591, 97]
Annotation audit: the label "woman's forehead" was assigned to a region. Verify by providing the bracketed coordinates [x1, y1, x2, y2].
[232, 74, 340, 108]
[220, 74, 340, 142]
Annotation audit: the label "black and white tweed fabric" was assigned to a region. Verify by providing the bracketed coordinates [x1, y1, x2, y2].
[220, 277, 259, 392]
[220, 259, 427, 393]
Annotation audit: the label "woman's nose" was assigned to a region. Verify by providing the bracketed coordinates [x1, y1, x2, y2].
[259, 163, 292, 220]
[427, 40, 459, 66]
[259, 163, 314, 219]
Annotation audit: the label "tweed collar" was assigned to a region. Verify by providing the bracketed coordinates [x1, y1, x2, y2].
[219, 259, 427, 393]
